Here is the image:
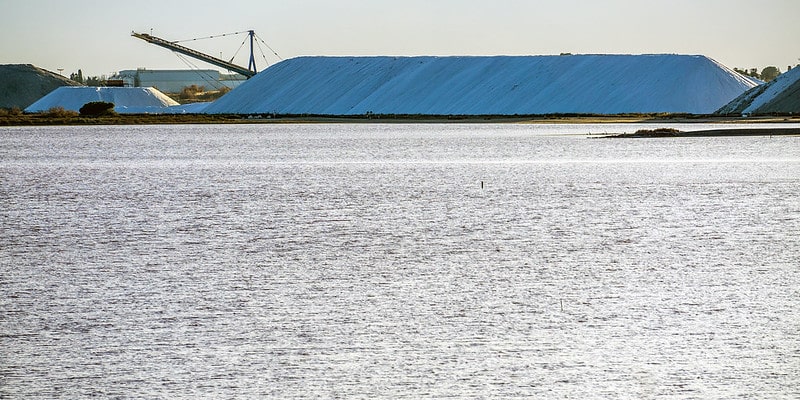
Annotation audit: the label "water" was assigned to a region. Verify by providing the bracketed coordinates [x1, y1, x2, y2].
[1, 123, 799, 399]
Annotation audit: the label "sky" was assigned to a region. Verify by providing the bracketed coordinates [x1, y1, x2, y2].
[1, 0, 798, 78]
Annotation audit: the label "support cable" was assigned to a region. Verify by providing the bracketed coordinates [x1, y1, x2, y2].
[174, 53, 225, 90]
[254, 40, 271, 68]
[172, 31, 250, 44]
[256, 34, 283, 60]
[230, 36, 248, 63]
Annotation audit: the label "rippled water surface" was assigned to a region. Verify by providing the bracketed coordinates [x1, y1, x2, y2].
[1, 124, 799, 399]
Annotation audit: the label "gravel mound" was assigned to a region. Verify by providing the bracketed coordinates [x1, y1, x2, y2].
[0, 64, 81, 109]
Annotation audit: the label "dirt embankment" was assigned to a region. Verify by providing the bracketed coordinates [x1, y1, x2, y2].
[0, 64, 81, 110]
[2, 112, 799, 127]
[601, 127, 800, 138]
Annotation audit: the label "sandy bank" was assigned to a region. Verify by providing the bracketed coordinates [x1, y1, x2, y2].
[601, 127, 800, 138]
[1, 113, 798, 127]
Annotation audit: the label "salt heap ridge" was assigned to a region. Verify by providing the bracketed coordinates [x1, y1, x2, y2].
[25, 87, 179, 114]
[205, 54, 759, 115]
[716, 66, 800, 115]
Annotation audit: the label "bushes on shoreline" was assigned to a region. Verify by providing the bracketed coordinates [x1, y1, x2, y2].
[79, 102, 117, 117]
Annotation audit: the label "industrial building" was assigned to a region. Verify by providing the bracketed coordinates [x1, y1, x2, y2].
[111, 69, 247, 93]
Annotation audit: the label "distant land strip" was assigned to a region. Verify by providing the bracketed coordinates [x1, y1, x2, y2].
[1, 113, 799, 127]
[600, 127, 800, 138]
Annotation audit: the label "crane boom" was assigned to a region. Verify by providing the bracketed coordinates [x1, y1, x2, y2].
[131, 31, 257, 78]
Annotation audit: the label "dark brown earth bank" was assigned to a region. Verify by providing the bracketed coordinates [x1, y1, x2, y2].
[1, 112, 799, 127]
[601, 126, 800, 138]
[0, 64, 81, 110]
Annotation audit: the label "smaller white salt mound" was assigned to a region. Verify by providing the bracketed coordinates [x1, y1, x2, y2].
[25, 87, 179, 114]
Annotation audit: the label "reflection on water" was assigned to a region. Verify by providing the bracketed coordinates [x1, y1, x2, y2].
[1, 124, 799, 399]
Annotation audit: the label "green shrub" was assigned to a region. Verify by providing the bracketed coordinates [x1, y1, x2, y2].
[79, 101, 116, 116]
[179, 85, 205, 100]
[0, 107, 23, 116]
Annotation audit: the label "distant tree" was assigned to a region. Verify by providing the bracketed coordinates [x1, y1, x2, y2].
[70, 69, 85, 84]
[760, 66, 781, 82]
[85, 75, 105, 87]
[734, 67, 762, 79]
[179, 84, 205, 100]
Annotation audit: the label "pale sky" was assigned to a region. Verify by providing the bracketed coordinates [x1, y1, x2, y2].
[1, 0, 798, 78]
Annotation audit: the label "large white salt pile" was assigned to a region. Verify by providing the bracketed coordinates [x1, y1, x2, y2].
[204, 54, 759, 115]
[24, 87, 179, 114]
[716, 66, 800, 115]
